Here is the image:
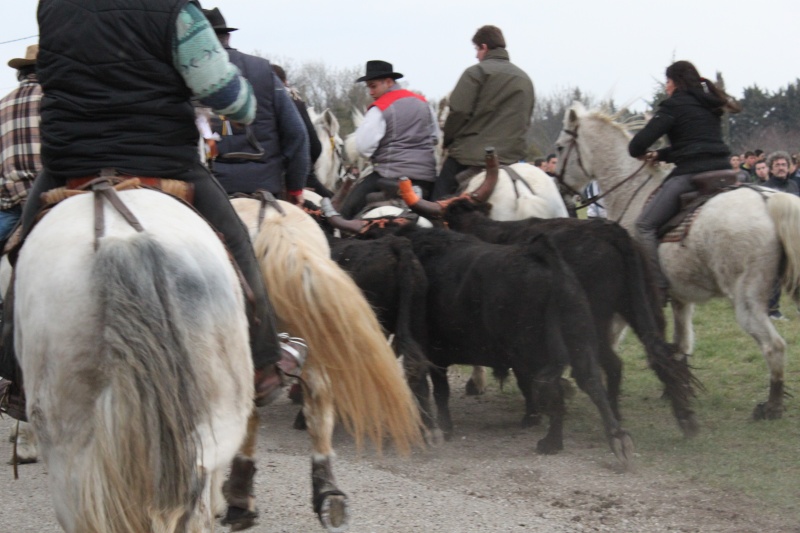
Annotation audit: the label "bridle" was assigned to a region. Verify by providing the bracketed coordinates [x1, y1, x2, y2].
[555, 124, 651, 221]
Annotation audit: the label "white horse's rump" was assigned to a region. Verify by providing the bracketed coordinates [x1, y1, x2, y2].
[463, 163, 568, 220]
[556, 102, 800, 419]
[18, 190, 252, 532]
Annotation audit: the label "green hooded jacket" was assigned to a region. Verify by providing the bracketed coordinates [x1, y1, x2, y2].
[443, 48, 535, 166]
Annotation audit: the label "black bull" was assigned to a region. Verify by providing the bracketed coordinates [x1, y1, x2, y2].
[441, 199, 699, 437]
[367, 225, 633, 462]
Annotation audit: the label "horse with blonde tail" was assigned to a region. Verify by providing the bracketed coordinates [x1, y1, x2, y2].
[232, 195, 424, 532]
[16, 187, 253, 532]
[556, 102, 800, 420]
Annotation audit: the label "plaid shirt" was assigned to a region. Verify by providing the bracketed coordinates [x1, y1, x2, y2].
[0, 73, 42, 209]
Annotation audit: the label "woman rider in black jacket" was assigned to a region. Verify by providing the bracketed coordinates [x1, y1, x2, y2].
[629, 60, 741, 304]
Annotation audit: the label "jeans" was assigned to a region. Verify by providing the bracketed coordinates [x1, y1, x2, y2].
[0, 206, 21, 242]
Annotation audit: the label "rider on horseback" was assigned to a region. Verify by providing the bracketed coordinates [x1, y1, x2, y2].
[0, 0, 301, 421]
[629, 60, 741, 305]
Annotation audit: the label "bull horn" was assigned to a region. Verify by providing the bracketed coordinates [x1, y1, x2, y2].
[469, 147, 499, 204]
[320, 198, 368, 234]
[398, 178, 444, 219]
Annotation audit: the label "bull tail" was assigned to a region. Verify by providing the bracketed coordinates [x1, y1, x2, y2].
[386, 236, 430, 377]
[253, 212, 422, 454]
[612, 225, 700, 425]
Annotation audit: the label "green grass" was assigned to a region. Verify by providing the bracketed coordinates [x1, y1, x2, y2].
[571, 297, 800, 519]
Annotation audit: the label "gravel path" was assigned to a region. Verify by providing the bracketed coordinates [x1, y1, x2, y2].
[2, 370, 797, 533]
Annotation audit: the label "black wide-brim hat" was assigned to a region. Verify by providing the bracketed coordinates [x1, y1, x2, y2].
[202, 7, 238, 33]
[356, 60, 404, 83]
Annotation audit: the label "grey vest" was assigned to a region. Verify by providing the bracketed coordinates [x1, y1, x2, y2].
[371, 89, 436, 182]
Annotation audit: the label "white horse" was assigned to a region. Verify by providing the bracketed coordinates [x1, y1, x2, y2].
[308, 107, 347, 191]
[17, 188, 252, 532]
[555, 101, 800, 419]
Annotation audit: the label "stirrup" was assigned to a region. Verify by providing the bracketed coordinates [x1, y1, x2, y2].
[278, 333, 308, 372]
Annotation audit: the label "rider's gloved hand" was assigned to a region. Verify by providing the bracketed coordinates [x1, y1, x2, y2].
[286, 189, 304, 206]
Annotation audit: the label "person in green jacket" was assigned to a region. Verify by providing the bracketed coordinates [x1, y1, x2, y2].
[432, 25, 535, 200]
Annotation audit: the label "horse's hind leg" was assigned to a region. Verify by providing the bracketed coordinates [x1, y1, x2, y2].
[221, 409, 260, 531]
[734, 297, 787, 420]
[302, 368, 349, 532]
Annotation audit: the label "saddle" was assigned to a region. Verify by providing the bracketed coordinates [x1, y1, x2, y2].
[3, 171, 195, 256]
[658, 169, 739, 241]
[360, 177, 423, 222]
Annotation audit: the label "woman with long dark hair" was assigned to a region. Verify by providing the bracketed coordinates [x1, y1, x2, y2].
[629, 60, 741, 304]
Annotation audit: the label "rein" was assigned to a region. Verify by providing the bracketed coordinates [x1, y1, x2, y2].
[556, 126, 651, 220]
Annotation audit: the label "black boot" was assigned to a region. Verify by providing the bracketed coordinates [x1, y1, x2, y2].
[0, 277, 25, 422]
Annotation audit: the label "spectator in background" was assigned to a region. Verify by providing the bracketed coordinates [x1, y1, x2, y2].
[739, 151, 757, 181]
[0, 44, 41, 250]
[754, 160, 770, 183]
[755, 149, 765, 161]
[789, 153, 800, 189]
[583, 181, 606, 219]
[730, 154, 741, 169]
[533, 157, 545, 170]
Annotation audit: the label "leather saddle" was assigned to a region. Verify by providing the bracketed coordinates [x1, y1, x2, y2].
[658, 169, 739, 238]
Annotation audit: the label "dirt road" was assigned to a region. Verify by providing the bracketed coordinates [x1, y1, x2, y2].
[2, 369, 796, 533]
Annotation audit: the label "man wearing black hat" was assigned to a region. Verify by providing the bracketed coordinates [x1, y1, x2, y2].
[339, 60, 438, 218]
[202, 7, 310, 204]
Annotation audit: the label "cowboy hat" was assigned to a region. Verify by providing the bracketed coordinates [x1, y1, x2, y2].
[8, 44, 38, 70]
[202, 7, 238, 33]
[356, 60, 403, 83]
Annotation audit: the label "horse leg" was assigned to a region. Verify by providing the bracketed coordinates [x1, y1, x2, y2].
[465, 366, 487, 395]
[221, 409, 260, 531]
[301, 368, 349, 533]
[671, 299, 696, 355]
[8, 421, 38, 465]
[430, 364, 454, 438]
[733, 297, 787, 420]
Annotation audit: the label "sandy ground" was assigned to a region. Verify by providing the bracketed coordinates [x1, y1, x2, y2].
[2, 370, 798, 533]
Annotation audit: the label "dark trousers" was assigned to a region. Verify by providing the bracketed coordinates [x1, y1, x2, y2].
[305, 172, 334, 199]
[3, 165, 280, 378]
[339, 172, 432, 219]
[635, 173, 697, 289]
[431, 157, 469, 201]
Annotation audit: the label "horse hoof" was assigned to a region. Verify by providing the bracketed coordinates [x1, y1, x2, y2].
[610, 431, 635, 471]
[319, 494, 350, 533]
[424, 427, 445, 447]
[752, 402, 783, 421]
[465, 378, 484, 396]
[221, 505, 258, 532]
[535, 437, 563, 455]
[678, 414, 700, 438]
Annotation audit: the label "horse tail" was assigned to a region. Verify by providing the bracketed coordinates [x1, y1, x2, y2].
[766, 192, 800, 298]
[611, 223, 700, 426]
[386, 236, 430, 379]
[76, 235, 206, 533]
[253, 211, 422, 454]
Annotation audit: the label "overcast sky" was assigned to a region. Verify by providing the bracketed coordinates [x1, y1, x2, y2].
[2, 1, 798, 112]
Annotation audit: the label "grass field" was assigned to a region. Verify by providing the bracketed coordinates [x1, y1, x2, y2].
[563, 295, 800, 521]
